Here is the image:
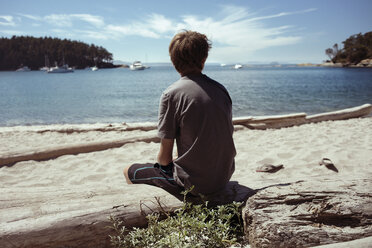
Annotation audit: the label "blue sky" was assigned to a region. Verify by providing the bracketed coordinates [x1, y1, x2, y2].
[1, 0, 371, 64]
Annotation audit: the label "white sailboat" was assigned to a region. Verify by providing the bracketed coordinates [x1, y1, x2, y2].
[47, 64, 74, 73]
[47, 58, 74, 73]
[39, 55, 50, 71]
[16, 66, 31, 72]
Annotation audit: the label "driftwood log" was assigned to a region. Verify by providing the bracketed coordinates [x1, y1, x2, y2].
[234, 103, 372, 130]
[0, 186, 182, 248]
[0, 181, 254, 248]
[243, 179, 372, 248]
[0, 134, 159, 167]
[305, 103, 372, 123]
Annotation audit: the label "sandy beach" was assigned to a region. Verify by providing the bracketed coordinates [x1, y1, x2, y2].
[0, 117, 371, 247]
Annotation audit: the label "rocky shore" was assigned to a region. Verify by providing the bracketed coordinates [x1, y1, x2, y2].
[297, 58, 372, 68]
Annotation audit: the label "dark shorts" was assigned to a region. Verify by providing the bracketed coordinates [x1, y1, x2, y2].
[127, 162, 184, 196]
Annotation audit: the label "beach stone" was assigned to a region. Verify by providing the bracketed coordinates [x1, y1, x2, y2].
[242, 179, 372, 248]
[357, 58, 372, 67]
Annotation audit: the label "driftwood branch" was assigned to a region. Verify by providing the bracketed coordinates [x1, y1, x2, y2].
[234, 103, 372, 130]
[0, 134, 159, 167]
[243, 179, 372, 248]
[0, 190, 182, 248]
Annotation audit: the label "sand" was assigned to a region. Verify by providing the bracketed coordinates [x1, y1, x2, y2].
[0, 117, 371, 246]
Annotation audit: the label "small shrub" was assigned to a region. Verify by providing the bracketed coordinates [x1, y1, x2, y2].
[109, 193, 244, 248]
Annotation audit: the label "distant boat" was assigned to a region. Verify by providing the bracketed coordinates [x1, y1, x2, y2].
[130, 61, 146, 70]
[16, 66, 31, 72]
[47, 64, 74, 73]
[40, 55, 50, 71]
[234, 64, 243, 69]
[91, 66, 98, 71]
[220, 63, 226, 67]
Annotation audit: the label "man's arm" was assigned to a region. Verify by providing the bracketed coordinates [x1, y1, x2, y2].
[157, 138, 174, 166]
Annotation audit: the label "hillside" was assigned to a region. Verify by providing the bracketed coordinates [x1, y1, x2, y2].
[0, 36, 115, 70]
[325, 31, 372, 66]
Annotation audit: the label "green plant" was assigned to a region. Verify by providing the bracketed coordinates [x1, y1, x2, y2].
[109, 190, 244, 248]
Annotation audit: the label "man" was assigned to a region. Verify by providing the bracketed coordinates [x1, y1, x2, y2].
[124, 30, 236, 196]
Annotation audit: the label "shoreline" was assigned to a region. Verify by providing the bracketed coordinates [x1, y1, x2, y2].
[1, 103, 371, 129]
[1, 103, 371, 167]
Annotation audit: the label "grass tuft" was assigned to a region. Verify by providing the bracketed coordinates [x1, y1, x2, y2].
[109, 189, 245, 248]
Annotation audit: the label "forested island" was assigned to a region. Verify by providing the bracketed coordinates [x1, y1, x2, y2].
[0, 36, 116, 71]
[325, 31, 372, 67]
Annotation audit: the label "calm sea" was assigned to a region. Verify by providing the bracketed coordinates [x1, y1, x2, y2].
[0, 65, 371, 126]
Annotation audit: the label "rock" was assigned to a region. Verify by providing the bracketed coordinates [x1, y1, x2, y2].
[350, 64, 364, 68]
[321, 62, 335, 67]
[359, 58, 372, 65]
[242, 179, 372, 248]
[334, 63, 343, 67]
[297, 63, 318, 67]
[320, 62, 343, 67]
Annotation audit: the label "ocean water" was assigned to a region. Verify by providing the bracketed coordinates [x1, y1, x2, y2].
[0, 65, 371, 126]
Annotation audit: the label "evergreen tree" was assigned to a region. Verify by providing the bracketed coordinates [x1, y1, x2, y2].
[326, 31, 372, 64]
[0, 36, 114, 70]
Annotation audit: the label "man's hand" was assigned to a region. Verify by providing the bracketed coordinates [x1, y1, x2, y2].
[157, 138, 174, 166]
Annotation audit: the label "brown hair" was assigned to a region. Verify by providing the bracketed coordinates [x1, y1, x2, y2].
[169, 30, 211, 74]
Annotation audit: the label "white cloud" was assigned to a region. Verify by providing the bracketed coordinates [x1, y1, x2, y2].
[77, 30, 110, 40]
[147, 14, 175, 34]
[0, 29, 23, 35]
[99, 5, 315, 62]
[105, 13, 176, 39]
[247, 8, 317, 22]
[4, 6, 316, 62]
[71, 14, 104, 27]
[43, 14, 105, 28]
[0, 15, 16, 26]
[106, 23, 160, 39]
[45, 14, 73, 27]
[18, 14, 42, 21]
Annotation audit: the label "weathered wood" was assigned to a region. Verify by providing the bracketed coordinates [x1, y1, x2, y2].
[306, 104, 372, 123]
[0, 134, 159, 167]
[233, 113, 307, 129]
[243, 179, 372, 248]
[0, 182, 255, 248]
[233, 104, 372, 130]
[34, 122, 158, 133]
[0, 185, 182, 248]
[312, 236, 372, 247]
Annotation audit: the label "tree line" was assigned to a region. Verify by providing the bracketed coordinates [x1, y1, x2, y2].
[325, 31, 372, 64]
[0, 36, 115, 70]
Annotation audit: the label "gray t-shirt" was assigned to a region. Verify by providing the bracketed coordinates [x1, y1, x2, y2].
[158, 73, 236, 195]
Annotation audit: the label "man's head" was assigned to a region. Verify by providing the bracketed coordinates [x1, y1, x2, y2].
[169, 30, 211, 75]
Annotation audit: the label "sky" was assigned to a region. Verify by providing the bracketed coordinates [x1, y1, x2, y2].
[0, 0, 371, 64]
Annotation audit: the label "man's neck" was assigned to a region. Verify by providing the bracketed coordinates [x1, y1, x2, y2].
[180, 70, 202, 77]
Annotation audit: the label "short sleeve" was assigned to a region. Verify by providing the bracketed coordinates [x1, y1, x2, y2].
[157, 92, 178, 139]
